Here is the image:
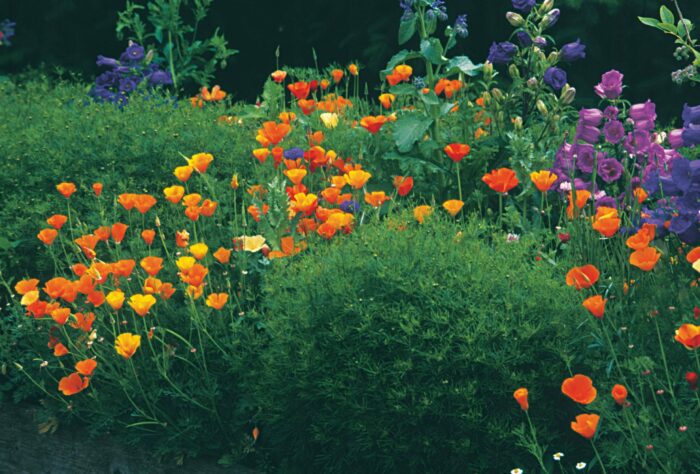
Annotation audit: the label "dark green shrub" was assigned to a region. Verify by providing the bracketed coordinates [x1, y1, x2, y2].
[253, 216, 580, 473]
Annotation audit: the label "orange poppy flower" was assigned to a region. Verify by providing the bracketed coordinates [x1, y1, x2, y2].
[393, 64, 412, 81]
[15, 278, 39, 296]
[566, 190, 591, 218]
[331, 69, 344, 83]
[434, 79, 462, 98]
[189, 242, 209, 260]
[626, 224, 656, 250]
[128, 294, 156, 317]
[176, 229, 190, 248]
[675, 323, 700, 350]
[591, 206, 621, 238]
[364, 191, 390, 208]
[386, 71, 403, 86]
[348, 64, 359, 76]
[160, 283, 176, 300]
[141, 229, 156, 246]
[201, 85, 226, 101]
[290, 193, 319, 217]
[133, 194, 157, 214]
[267, 236, 306, 259]
[570, 413, 600, 439]
[47, 214, 68, 230]
[284, 168, 307, 185]
[482, 168, 519, 194]
[295, 99, 314, 115]
[630, 247, 661, 272]
[106, 289, 125, 310]
[174, 165, 194, 182]
[87, 290, 105, 307]
[271, 70, 287, 83]
[115, 332, 141, 359]
[179, 263, 208, 287]
[56, 182, 77, 198]
[442, 199, 464, 217]
[444, 143, 471, 163]
[74, 234, 99, 259]
[582, 295, 607, 318]
[414, 205, 433, 224]
[253, 148, 270, 164]
[561, 374, 597, 404]
[288, 81, 311, 100]
[633, 187, 648, 203]
[344, 170, 372, 189]
[142, 277, 163, 295]
[50, 307, 71, 325]
[278, 111, 296, 124]
[38, 228, 58, 246]
[360, 115, 388, 134]
[213, 247, 232, 264]
[113, 259, 136, 278]
[44, 277, 73, 300]
[75, 359, 97, 377]
[260, 121, 291, 146]
[188, 153, 213, 173]
[529, 170, 558, 193]
[92, 182, 103, 197]
[247, 204, 269, 222]
[140, 256, 163, 277]
[118, 193, 137, 210]
[393, 176, 414, 197]
[611, 384, 628, 406]
[206, 293, 228, 310]
[317, 222, 337, 240]
[230, 174, 240, 190]
[686, 246, 700, 264]
[71, 312, 95, 332]
[94, 226, 111, 242]
[378, 93, 396, 109]
[54, 342, 70, 357]
[513, 387, 529, 411]
[111, 222, 128, 244]
[565, 264, 600, 290]
[58, 372, 89, 396]
[164, 185, 185, 204]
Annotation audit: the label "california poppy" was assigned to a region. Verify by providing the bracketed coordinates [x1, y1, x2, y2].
[188, 153, 213, 174]
[513, 387, 529, 411]
[444, 143, 471, 163]
[70, 312, 95, 332]
[344, 170, 372, 189]
[174, 166, 194, 182]
[565, 264, 600, 290]
[253, 148, 270, 164]
[15, 279, 39, 296]
[128, 294, 156, 317]
[582, 295, 607, 318]
[206, 293, 228, 310]
[530, 170, 558, 193]
[189, 242, 209, 260]
[213, 247, 232, 264]
[92, 182, 103, 197]
[75, 359, 97, 377]
[291, 193, 319, 217]
[117, 193, 137, 210]
[393, 64, 412, 81]
[288, 81, 311, 100]
[630, 247, 661, 272]
[562, 374, 597, 404]
[54, 342, 69, 357]
[179, 263, 208, 287]
[58, 372, 89, 396]
[50, 307, 71, 325]
[413, 205, 433, 224]
[140, 256, 163, 277]
[378, 93, 395, 109]
[259, 121, 291, 146]
[442, 199, 464, 217]
[56, 182, 77, 198]
[141, 229, 156, 246]
[611, 384, 628, 406]
[393, 176, 414, 197]
[360, 115, 388, 134]
[47, 214, 68, 230]
[364, 191, 390, 208]
[285, 168, 307, 185]
[570, 413, 600, 439]
[566, 190, 591, 218]
[94, 226, 111, 241]
[675, 324, 700, 350]
[591, 206, 621, 238]
[626, 224, 656, 250]
[164, 185, 185, 204]
[331, 69, 344, 84]
[133, 194, 157, 214]
[483, 168, 519, 194]
[111, 223, 128, 244]
[271, 70, 287, 83]
[38, 228, 58, 246]
[115, 332, 141, 359]
[297, 99, 316, 115]
[317, 222, 337, 240]
[106, 289, 125, 310]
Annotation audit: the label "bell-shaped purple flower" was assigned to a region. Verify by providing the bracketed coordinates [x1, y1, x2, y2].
[512, 0, 537, 13]
[544, 66, 567, 91]
[598, 158, 624, 183]
[487, 41, 518, 64]
[560, 39, 586, 62]
[603, 120, 625, 144]
[594, 70, 623, 99]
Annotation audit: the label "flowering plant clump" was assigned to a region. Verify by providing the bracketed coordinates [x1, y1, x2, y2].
[89, 41, 172, 105]
[0, 19, 16, 46]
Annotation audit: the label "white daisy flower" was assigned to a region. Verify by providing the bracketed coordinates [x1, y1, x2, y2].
[576, 461, 587, 470]
[553, 452, 564, 461]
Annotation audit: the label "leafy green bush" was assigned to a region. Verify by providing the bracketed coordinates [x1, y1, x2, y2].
[253, 215, 580, 473]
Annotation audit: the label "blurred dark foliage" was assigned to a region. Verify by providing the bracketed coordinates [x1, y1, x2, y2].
[1, 0, 698, 122]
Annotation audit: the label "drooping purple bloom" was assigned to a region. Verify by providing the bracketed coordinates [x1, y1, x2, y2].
[453, 14, 469, 38]
[340, 200, 361, 214]
[630, 100, 657, 131]
[576, 124, 601, 144]
[573, 144, 596, 173]
[543, 67, 567, 91]
[595, 195, 618, 209]
[682, 103, 700, 126]
[603, 120, 625, 144]
[682, 126, 700, 146]
[560, 39, 586, 62]
[542, 9, 560, 28]
[598, 158, 624, 183]
[147, 70, 173, 86]
[579, 108, 603, 127]
[533, 36, 547, 48]
[515, 31, 532, 47]
[594, 70, 623, 99]
[487, 41, 518, 64]
[512, 0, 537, 13]
[668, 129, 685, 149]
[624, 130, 651, 155]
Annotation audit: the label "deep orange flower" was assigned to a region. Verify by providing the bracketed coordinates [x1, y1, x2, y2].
[630, 247, 661, 272]
[444, 143, 471, 163]
[271, 70, 287, 83]
[118, 193, 137, 210]
[482, 168, 519, 194]
[611, 384, 628, 406]
[378, 93, 395, 109]
[164, 185, 185, 203]
[44, 277, 74, 301]
[626, 224, 656, 250]
[70, 312, 95, 332]
[592, 206, 621, 238]
[278, 111, 296, 124]
[509, 387, 528, 411]
[414, 205, 433, 224]
[47, 214, 68, 230]
[393, 64, 412, 81]
[331, 69, 344, 83]
[434, 79, 462, 98]
[37, 228, 58, 246]
[141, 229, 156, 246]
[297, 99, 316, 115]
[348, 64, 359, 76]
[106, 289, 125, 310]
[213, 247, 232, 264]
[675, 323, 700, 350]
[50, 307, 71, 325]
[686, 246, 700, 264]
[128, 294, 156, 317]
[133, 194, 157, 214]
[290, 193, 319, 216]
[140, 256, 163, 277]
[566, 190, 591, 218]
[582, 295, 607, 318]
[111, 222, 128, 244]
[633, 187, 648, 203]
[201, 85, 226, 101]
[115, 332, 141, 359]
[285, 168, 307, 185]
[393, 176, 414, 197]
[230, 174, 240, 190]
[200, 199, 217, 218]
[94, 226, 111, 242]
[267, 236, 306, 259]
[174, 165, 194, 182]
[386, 71, 403, 86]
[188, 153, 214, 173]
[54, 342, 69, 357]
[76, 359, 97, 376]
[530, 170, 558, 193]
[562, 374, 597, 404]
[206, 293, 228, 310]
[565, 264, 600, 290]
[182, 193, 202, 207]
[179, 263, 208, 286]
[570, 414, 600, 439]
[92, 182, 103, 197]
[247, 204, 269, 222]
[175, 229, 190, 248]
[160, 283, 176, 300]
[113, 259, 136, 278]
[317, 222, 337, 240]
[142, 277, 163, 295]
[87, 290, 105, 307]
[442, 199, 464, 217]
[288, 81, 311, 100]
[344, 169, 372, 189]
[360, 115, 388, 134]
[253, 148, 270, 164]
[364, 191, 390, 208]
[187, 284, 204, 299]
[15, 278, 39, 296]
[56, 182, 77, 198]
[58, 373, 89, 396]
[74, 234, 99, 259]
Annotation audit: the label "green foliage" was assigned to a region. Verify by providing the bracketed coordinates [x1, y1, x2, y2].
[116, 0, 238, 90]
[253, 215, 579, 473]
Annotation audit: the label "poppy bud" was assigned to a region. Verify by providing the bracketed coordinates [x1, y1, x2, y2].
[686, 371, 698, 391]
[513, 116, 523, 130]
[261, 245, 271, 258]
[505, 12, 524, 27]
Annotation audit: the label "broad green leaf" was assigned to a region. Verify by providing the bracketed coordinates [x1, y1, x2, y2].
[638, 17, 661, 28]
[658, 22, 678, 34]
[420, 91, 440, 106]
[445, 56, 482, 77]
[678, 19, 694, 37]
[420, 38, 447, 65]
[659, 5, 674, 25]
[398, 16, 417, 45]
[382, 50, 421, 76]
[393, 114, 434, 153]
[390, 83, 418, 96]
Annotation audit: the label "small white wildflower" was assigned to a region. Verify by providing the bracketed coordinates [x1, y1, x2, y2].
[511, 469, 523, 474]
[559, 181, 572, 192]
[40, 361, 49, 368]
[576, 462, 587, 470]
[553, 452, 564, 461]
[593, 190, 607, 200]
[506, 233, 520, 242]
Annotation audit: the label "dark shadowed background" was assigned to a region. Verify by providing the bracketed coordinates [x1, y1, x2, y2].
[1, 0, 698, 122]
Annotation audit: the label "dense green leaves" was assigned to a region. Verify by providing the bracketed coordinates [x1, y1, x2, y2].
[392, 113, 433, 153]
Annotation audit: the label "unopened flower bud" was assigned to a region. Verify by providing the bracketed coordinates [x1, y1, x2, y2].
[508, 64, 521, 79]
[491, 87, 504, 102]
[483, 61, 494, 80]
[155, 216, 161, 227]
[527, 77, 538, 88]
[560, 86, 576, 104]
[513, 116, 523, 130]
[547, 51, 559, 63]
[145, 49, 154, 64]
[506, 12, 525, 27]
[540, 0, 554, 14]
[482, 91, 491, 103]
[536, 100, 548, 115]
[541, 8, 560, 29]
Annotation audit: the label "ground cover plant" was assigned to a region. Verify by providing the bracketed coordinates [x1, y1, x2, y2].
[1, 0, 699, 472]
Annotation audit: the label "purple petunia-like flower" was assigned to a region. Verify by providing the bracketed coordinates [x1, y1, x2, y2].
[487, 41, 518, 64]
[576, 124, 601, 144]
[573, 144, 596, 173]
[598, 158, 624, 183]
[594, 70, 624, 99]
[579, 108, 603, 127]
[603, 120, 625, 144]
[512, 0, 537, 13]
[560, 39, 586, 62]
[544, 67, 567, 91]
